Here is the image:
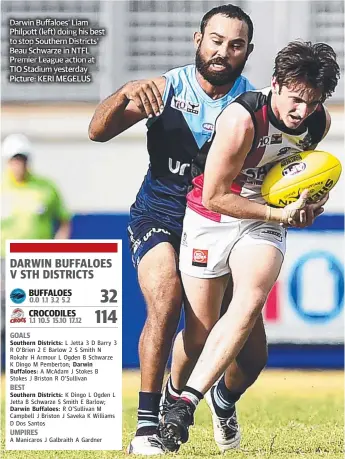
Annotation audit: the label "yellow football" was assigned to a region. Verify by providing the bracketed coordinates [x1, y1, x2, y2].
[262, 150, 342, 207]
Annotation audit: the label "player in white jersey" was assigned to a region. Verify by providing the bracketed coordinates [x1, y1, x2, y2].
[90, 4, 265, 455]
[159, 41, 340, 452]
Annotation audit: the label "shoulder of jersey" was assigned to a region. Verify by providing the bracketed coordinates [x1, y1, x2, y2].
[239, 75, 256, 91]
[164, 64, 193, 79]
[163, 64, 195, 90]
[234, 87, 269, 110]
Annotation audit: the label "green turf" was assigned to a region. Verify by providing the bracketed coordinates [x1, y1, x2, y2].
[1, 369, 344, 458]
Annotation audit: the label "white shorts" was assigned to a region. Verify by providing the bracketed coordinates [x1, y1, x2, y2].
[179, 207, 287, 278]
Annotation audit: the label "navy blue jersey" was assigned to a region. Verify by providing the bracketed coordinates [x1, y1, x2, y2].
[130, 64, 254, 237]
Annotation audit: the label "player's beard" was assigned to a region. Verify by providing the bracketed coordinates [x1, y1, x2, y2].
[195, 46, 248, 86]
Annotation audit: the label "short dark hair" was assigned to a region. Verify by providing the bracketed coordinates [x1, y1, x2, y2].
[273, 41, 340, 102]
[200, 4, 253, 43]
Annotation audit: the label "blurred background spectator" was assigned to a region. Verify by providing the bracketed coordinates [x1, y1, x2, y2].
[1, 133, 71, 253]
[1, 0, 343, 371]
[1, 133, 71, 368]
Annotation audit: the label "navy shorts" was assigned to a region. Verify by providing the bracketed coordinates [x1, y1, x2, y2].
[127, 215, 181, 268]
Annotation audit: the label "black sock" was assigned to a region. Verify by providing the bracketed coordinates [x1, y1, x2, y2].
[212, 375, 243, 417]
[165, 376, 182, 403]
[136, 391, 161, 436]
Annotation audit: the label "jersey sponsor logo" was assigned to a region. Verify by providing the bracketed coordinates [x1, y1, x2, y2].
[143, 227, 171, 242]
[171, 97, 200, 115]
[259, 134, 283, 147]
[258, 136, 270, 147]
[202, 122, 214, 138]
[282, 162, 306, 177]
[270, 134, 282, 144]
[277, 146, 301, 156]
[282, 132, 314, 150]
[243, 165, 273, 184]
[132, 238, 141, 254]
[280, 154, 302, 167]
[192, 249, 208, 267]
[181, 232, 188, 247]
[260, 229, 283, 242]
[202, 123, 214, 132]
[296, 133, 313, 150]
[168, 158, 191, 176]
[128, 225, 142, 254]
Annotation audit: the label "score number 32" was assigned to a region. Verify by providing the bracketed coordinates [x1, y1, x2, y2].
[95, 289, 118, 323]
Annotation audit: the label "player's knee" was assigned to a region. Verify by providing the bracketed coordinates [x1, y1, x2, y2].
[183, 339, 205, 360]
[181, 327, 209, 359]
[233, 288, 267, 324]
[140, 269, 182, 310]
[145, 300, 181, 336]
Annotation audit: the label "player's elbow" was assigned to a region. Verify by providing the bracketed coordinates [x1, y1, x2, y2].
[88, 124, 108, 142]
[202, 191, 219, 212]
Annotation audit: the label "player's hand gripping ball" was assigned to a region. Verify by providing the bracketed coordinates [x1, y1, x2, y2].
[262, 150, 342, 207]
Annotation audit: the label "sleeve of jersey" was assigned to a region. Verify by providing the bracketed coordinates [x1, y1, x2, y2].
[211, 93, 258, 156]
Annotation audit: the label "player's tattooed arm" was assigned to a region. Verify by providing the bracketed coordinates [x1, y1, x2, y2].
[88, 77, 166, 142]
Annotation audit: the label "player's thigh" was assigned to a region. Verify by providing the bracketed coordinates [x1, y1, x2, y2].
[179, 208, 235, 329]
[236, 313, 267, 368]
[229, 244, 283, 301]
[128, 216, 182, 314]
[182, 273, 229, 333]
[220, 276, 234, 317]
[138, 241, 182, 312]
[179, 207, 236, 279]
[229, 220, 286, 296]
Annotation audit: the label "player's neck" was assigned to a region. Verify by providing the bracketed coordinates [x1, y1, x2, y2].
[7, 168, 29, 185]
[270, 93, 282, 121]
[196, 71, 235, 99]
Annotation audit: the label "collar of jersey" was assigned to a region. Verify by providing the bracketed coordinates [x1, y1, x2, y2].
[191, 67, 242, 105]
[267, 91, 308, 136]
[4, 169, 31, 187]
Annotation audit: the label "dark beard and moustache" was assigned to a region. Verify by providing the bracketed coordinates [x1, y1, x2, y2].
[195, 46, 248, 86]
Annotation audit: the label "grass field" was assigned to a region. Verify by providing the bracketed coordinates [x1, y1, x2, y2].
[1, 369, 344, 459]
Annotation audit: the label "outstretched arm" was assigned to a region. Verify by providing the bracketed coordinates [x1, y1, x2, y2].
[88, 77, 166, 142]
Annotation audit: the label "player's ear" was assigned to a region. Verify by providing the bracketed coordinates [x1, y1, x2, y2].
[247, 43, 254, 57]
[271, 77, 279, 94]
[194, 31, 202, 49]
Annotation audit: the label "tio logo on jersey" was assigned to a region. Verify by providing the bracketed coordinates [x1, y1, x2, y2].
[171, 97, 200, 115]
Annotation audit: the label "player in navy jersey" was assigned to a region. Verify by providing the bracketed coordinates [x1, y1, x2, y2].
[89, 4, 262, 455]
[158, 41, 340, 453]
